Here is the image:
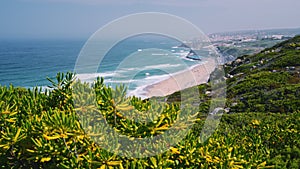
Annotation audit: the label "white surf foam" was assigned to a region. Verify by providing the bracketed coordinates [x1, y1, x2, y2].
[143, 63, 181, 70]
[76, 71, 118, 82]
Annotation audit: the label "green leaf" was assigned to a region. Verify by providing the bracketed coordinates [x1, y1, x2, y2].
[13, 128, 21, 143]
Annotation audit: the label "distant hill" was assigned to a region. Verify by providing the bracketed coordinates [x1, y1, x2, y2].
[212, 27, 300, 37]
[211, 28, 300, 64]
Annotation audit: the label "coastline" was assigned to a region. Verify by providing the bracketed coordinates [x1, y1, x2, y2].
[142, 57, 217, 98]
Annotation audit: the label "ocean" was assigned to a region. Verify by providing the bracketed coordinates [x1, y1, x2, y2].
[0, 34, 205, 97]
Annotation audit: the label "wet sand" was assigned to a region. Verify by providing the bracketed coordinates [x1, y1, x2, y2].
[143, 57, 217, 98]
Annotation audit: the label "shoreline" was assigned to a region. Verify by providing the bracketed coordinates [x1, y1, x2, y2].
[141, 57, 217, 98]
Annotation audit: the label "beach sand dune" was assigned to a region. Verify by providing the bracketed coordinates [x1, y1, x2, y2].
[144, 57, 217, 98]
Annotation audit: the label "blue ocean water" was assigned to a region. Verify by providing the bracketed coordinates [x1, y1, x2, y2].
[0, 34, 204, 96]
[0, 39, 84, 87]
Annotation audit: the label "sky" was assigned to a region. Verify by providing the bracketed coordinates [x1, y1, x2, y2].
[0, 0, 300, 39]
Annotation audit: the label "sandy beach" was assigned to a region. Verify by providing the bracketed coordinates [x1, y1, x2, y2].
[143, 57, 217, 98]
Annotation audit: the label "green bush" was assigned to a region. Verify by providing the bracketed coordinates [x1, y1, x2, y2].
[0, 72, 299, 168]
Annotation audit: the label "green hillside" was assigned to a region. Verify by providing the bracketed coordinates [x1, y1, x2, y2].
[0, 37, 300, 168]
[225, 35, 300, 113]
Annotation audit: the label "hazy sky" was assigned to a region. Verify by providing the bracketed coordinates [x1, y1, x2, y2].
[1, 0, 300, 39]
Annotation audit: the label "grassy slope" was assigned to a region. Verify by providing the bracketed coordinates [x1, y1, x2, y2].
[225, 35, 300, 113]
[167, 36, 300, 113]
